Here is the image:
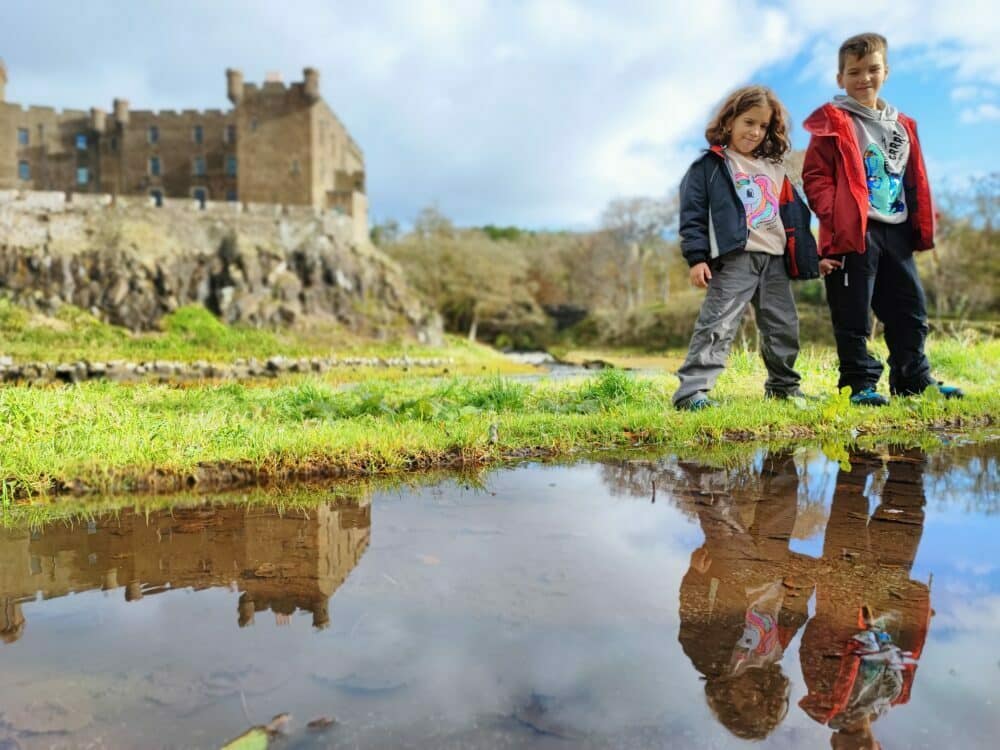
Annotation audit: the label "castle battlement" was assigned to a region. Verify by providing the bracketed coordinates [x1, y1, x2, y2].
[127, 108, 232, 120]
[8, 103, 90, 117]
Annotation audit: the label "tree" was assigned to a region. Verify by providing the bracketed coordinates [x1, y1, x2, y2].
[413, 205, 454, 240]
[600, 196, 678, 310]
[370, 218, 400, 246]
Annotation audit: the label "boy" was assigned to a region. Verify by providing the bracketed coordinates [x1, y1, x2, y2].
[802, 32, 963, 406]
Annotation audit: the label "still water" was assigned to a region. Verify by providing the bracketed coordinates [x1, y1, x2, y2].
[1, 438, 998, 749]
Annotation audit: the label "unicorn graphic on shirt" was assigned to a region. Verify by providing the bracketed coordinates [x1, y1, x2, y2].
[863, 143, 905, 214]
[734, 171, 779, 229]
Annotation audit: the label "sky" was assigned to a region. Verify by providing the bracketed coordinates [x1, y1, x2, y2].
[2, 0, 998, 229]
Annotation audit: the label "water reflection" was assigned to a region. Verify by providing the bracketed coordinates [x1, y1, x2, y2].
[0, 440, 996, 748]
[603, 446, 957, 749]
[0, 495, 370, 644]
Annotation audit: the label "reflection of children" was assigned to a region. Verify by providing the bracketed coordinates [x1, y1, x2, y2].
[798, 451, 930, 749]
[674, 86, 818, 410]
[677, 455, 812, 739]
[1, 597, 25, 644]
[802, 32, 963, 406]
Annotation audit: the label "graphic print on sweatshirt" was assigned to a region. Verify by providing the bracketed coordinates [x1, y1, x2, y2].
[734, 172, 779, 229]
[863, 143, 905, 215]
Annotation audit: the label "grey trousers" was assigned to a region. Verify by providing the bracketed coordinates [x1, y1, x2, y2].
[672, 251, 801, 406]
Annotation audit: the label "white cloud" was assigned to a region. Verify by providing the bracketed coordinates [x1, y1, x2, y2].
[951, 85, 981, 101]
[960, 102, 1000, 123]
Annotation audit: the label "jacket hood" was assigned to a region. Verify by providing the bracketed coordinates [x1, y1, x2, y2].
[832, 94, 899, 122]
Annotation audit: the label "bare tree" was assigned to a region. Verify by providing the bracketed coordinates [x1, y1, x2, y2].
[600, 196, 678, 309]
[413, 205, 455, 240]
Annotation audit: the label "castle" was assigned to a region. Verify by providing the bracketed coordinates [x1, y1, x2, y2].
[0, 60, 367, 225]
[1, 497, 372, 641]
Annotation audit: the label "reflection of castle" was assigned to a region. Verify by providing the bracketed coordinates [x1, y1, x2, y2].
[0, 497, 370, 643]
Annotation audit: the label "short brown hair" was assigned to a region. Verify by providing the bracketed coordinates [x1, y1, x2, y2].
[839, 32, 888, 73]
[704, 85, 790, 162]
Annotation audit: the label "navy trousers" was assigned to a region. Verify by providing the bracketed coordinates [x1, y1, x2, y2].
[823, 220, 934, 396]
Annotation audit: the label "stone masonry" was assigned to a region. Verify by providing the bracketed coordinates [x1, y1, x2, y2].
[0, 190, 443, 340]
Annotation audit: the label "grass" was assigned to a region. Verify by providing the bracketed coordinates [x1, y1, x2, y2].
[0, 301, 532, 383]
[0, 332, 996, 502]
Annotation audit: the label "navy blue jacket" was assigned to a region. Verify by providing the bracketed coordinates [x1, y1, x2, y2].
[679, 147, 819, 280]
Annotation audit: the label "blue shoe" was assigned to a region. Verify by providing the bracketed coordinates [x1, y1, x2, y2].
[936, 384, 964, 400]
[850, 388, 889, 407]
[677, 395, 717, 411]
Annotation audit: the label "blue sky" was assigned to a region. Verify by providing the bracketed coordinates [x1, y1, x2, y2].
[1, 0, 997, 228]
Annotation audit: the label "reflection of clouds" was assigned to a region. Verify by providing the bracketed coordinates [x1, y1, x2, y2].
[930, 594, 1000, 633]
[951, 560, 998, 576]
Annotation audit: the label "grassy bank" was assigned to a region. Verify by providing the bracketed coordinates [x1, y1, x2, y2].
[1, 335, 996, 501]
[0, 302, 532, 382]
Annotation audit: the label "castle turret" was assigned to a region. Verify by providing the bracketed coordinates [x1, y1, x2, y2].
[0, 58, 8, 102]
[226, 68, 244, 105]
[113, 98, 129, 126]
[303, 67, 320, 102]
[90, 107, 106, 133]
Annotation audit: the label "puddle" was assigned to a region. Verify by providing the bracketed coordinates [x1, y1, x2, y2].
[0, 438, 998, 748]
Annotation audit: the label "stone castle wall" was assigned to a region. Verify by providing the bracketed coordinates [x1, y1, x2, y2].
[0, 189, 442, 340]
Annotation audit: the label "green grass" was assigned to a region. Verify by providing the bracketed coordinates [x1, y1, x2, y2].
[0, 301, 516, 368]
[0, 336, 996, 501]
[0, 301, 532, 385]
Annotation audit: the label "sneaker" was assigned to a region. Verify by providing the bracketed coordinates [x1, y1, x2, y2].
[765, 388, 815, 401]
[850, 388, 889, 407]
[936, 383, 964, 400]
[676, 395, 717, 411]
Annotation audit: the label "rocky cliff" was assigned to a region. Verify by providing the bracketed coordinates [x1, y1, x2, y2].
[0, 192, 442, 342]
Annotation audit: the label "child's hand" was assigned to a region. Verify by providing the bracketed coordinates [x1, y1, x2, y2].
[689, 262, 712, 288]
[819, 258, 843, 277]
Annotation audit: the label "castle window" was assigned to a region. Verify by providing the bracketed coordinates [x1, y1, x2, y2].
[250, 118, 258, 132]
[147, 125, 159, 144]
[76, 167, 89, 185]
[17, 128, 29, 146]
[75, 133, 88, 150]
[290, 159, 300, 176]
[149, 156, 161, 176]
[193, 156, 206, 176]
[225, 155, 237, 177]
[109, 136, 118, 152]
[224, 124, 236, 144]
[192, 125, 203, 145]
[18, 161, 30, 181]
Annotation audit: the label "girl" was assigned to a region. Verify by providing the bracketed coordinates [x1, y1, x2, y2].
[672, 85, 821, 410]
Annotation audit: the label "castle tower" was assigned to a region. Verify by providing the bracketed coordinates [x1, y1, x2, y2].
[90, 107, 106, 132]
[303, 67, 320, 102]
[0, 58, 7, 101]
[226, 68, 244, 105]
[112, 98, 129, 126]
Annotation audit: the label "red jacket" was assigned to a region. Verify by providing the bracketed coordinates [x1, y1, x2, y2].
[802, 103, 935, 257]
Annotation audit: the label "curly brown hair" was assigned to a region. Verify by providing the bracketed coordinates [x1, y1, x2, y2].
[704, 85, 790, 162]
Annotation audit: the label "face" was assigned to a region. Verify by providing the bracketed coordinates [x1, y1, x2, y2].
[837, 50, 888, 108]
[727, 104, 773, 157]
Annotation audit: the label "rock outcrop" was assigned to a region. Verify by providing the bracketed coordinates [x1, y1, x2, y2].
[0, 192, 443, 342]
